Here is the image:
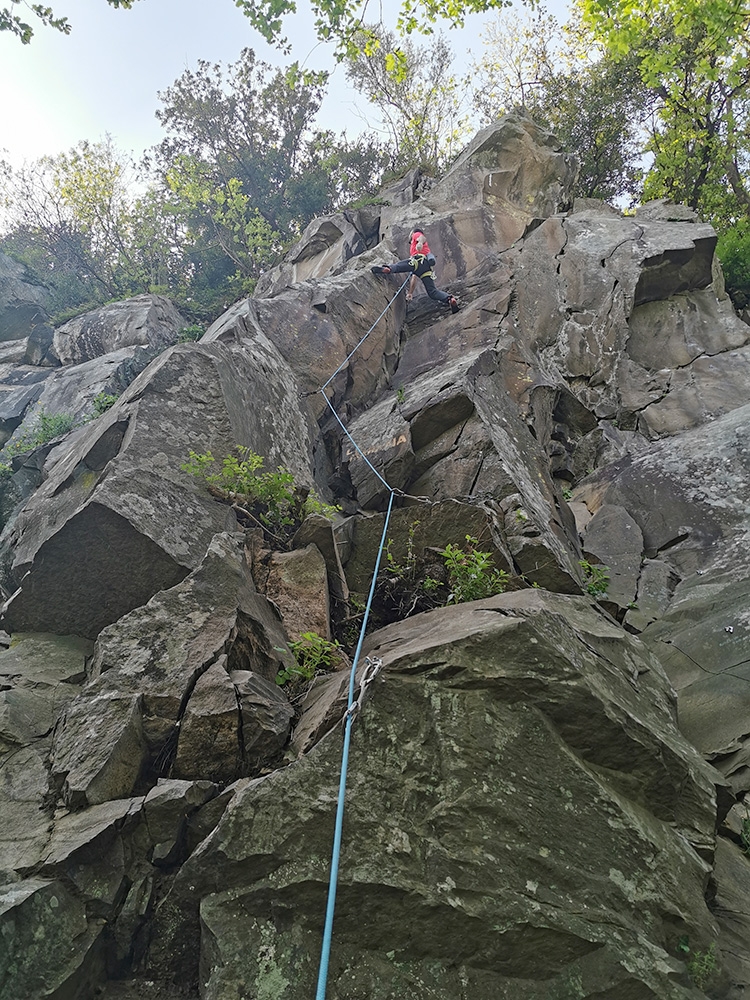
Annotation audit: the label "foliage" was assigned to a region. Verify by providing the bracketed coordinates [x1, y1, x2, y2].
[92, 391, 119, 416]
[371, 525, 511, 631]
[155, 49, 386, 244]
[3, 407, 76, 458]
[372, 520, 449, 625]
[178, 324, 205, 343]
[345, 26, 471, 173]
[182, 446, 338, 546]
[276, 631, 342, 685]
[1, 1, 134, 43]
[233, 0, 511, 61]
[578, 559, 609, 598]
[471, 7, 651, 203]
[740, 807, 750, 854]
[441, 535, 509, 603]
[579, 0, 750, 220]
[717, 222, 750, 309]
[0, 138, 179, 315]
[0, 51, 387, 324]
[686, 942, 717, 991]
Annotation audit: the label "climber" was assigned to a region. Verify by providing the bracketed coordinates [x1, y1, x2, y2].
[406, 228, 436, 301]
[371, 227, 459, 314]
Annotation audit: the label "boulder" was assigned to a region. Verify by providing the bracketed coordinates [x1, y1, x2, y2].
[581, 503, 644, 610]
[0, 633, 91, 872]
[0, 877, 105, 1000]
[0, 345, 163, 462]
[149, 591, 720, 999]
[255, 209, 380, 297]
[0, 338, 314, 638]
[264, 543, 331, 641]
[206, 264, 405, 420]
[43, 294, 186, 367]
[425, 113, 578, 219]
[49, 533, 295, 808]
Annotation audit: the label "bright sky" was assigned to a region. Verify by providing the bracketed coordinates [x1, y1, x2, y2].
[0, 0, 570, 168]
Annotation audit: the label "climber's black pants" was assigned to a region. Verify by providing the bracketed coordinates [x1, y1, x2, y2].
[389, 255, 451, 304]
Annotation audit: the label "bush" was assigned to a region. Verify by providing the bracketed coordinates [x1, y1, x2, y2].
[3, 407, 77, 458]
[182, 446, 339, 545]
[441, 535, 509, 603]
[178, 324, 204, 343]
[717, 222, 750, 309]
[687, 942, 717, 991]
[579, 559, 610, 598]
[276, 631, 342, 686]
[92, 391, 120, 415]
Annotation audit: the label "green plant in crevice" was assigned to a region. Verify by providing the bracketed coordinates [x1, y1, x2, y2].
[3, 407, 77, 458]
[370, 519, 450, 630]
[740, 807, 750, 855]
[579, 559, 610, 599]
[92, 391, 120, 415]
[276, 631, 342, 686]
[440, 535, 509, 604]
[182, 445, 340, 546]
[686, 942, 717, 991]
[178, 323, 204, 343]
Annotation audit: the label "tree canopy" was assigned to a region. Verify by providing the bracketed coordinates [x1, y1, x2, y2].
[345, 26, 470, 174]
[3, 0, 510, 52]
[578, 0, 750, 220]
[0, 49, 387, 323]
[1, 0, 132, 43]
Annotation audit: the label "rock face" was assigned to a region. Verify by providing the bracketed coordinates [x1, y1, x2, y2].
[0, 251, 50, 342]
[150, 592, 719, 1000]
[0, 112, 747, 1000]
[39, 293, 187, 367]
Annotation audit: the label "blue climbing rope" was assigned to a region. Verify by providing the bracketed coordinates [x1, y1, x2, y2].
[321, 278, 409, 391]
[314, 490, 394, 1000]
[314, 272, 408, 1000]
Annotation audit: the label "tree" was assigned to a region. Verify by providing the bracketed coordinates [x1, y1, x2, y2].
[345, 26, 470, 174]
[579, 0, 750, 220]
[154, 49, 387, 273]
[471, 7, 651, 204]
[1, 0, 132, 43]
[3, 0, 511, 61]
[0, 138, 185, 316]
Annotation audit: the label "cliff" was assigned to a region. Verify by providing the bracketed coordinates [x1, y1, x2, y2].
[0, 113, 748, 1000]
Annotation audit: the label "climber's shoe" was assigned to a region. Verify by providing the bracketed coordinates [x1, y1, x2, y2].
[448, 295, 459, 314]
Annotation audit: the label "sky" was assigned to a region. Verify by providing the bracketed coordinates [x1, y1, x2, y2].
[0, 0, 570, 168]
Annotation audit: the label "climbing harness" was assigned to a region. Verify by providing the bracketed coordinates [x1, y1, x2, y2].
[314, 275, 408, 1000]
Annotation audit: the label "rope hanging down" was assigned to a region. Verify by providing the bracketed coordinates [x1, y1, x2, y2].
[314, 276, 408, 1000]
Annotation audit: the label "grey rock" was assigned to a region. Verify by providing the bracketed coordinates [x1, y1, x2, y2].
[581, 503, 644, 609]
[264, 543, 331, 641]
[46, 294, 186, 367]
[150, 591, 719, 999]
[1, 338, 313, 638]
[49, 533, 294, 808]
[0, 633, 91, 872]
[255, 210, 379, 297]
[292, 514, 349, 601]
[425, 112, 578, 218]
[0, 877, 105, 1000]
[0, 252, 49, 342]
